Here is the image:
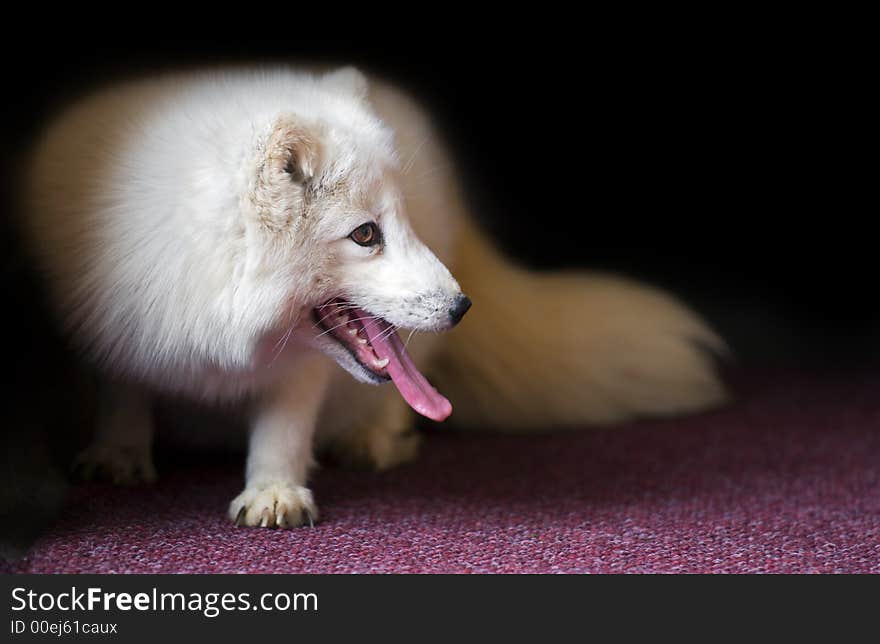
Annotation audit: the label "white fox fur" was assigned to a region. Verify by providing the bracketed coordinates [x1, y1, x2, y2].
[20, 66, 726, 527]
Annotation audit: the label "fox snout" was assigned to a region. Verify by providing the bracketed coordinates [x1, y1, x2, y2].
[448, 294, 472, 327]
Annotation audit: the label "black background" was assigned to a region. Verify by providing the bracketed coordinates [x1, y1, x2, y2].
[0, 21, 875, 371]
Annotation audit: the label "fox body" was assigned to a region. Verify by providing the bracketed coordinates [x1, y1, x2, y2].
[21, 67, 726, 527]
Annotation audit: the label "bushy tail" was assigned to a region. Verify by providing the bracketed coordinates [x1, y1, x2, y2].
[432, 220, 728, 431]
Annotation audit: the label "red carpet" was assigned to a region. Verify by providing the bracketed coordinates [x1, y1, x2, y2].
[8, 371, 880, 573]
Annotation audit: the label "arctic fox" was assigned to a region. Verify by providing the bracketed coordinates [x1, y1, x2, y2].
[20, 66, 726, 527]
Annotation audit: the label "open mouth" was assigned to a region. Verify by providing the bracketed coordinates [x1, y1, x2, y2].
[313, 298, 453, 422]
[314, 298, 393, 382]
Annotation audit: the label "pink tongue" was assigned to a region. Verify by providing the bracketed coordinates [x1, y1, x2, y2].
[361, 318, 452, 422]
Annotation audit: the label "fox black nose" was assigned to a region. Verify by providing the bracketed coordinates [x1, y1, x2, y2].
[448, 294, 472, 326]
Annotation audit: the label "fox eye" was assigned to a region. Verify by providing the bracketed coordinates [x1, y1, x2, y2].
[349, 222, 380, 247]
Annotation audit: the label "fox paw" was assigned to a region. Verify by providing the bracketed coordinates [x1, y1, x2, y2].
[331, 428, 421, 471]
[229, 483, 318, 529]
[326, 392, 421, 471]
[72, 444, 157, 485]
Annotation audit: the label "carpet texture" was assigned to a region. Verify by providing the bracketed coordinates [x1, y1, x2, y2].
[7, 371, 880, 574]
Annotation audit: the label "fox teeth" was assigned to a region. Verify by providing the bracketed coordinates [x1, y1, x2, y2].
[357, 337, 368, 345]
[373, 357, 390, 369]
[346, 327, 358, 336]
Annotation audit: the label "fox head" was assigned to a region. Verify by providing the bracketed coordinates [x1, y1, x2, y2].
[240, 68, 469, 398]
[28, 67, 468, 406]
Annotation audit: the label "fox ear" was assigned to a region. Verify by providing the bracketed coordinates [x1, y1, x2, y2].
[266, 114, 320, 183]
[247, 115, 321, 230]
[322, 66, 368, 100]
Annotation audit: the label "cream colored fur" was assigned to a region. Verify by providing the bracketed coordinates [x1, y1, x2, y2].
[20, 66, 726, 528]
[432, 220, 727, 429]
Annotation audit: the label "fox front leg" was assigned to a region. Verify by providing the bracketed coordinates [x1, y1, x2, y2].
[229, 354, 331, 528]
